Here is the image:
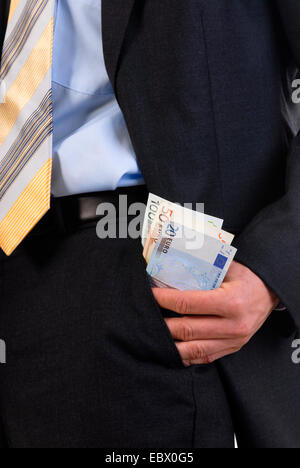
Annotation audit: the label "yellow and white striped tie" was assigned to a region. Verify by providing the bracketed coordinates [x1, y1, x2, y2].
[0, 0, 54, 256]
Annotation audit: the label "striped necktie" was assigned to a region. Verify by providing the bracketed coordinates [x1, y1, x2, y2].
[0, 0, 54, 256]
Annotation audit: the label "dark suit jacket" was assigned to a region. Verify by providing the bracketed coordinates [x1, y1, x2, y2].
[1, 1, 300, 328]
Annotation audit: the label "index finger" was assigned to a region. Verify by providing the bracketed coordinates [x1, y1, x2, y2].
[152, 287, 228, 316]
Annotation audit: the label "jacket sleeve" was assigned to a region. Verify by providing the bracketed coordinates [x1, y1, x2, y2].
[234, 0, 300, 328]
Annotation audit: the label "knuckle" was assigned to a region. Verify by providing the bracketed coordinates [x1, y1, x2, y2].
[241, 334, 252, 346]
[235, 319, 252, 339]
[175, 295, 190, 315]
[179, 320, 194, 341]
[190, 343, 209, 363]
[232, 345, 242, 354]
[229, 296, 246, 316]
[183, 360, 192, 368]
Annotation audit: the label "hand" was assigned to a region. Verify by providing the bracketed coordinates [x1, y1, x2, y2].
[153, 261, 279, 366]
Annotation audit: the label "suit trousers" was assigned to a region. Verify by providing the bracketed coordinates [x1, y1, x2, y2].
[0, 207, 299, 448]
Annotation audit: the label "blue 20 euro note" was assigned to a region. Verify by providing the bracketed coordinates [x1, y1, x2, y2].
[146, 222, 237, 291]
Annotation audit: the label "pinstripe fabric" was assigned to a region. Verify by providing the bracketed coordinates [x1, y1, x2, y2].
[0, 0, 54, 256]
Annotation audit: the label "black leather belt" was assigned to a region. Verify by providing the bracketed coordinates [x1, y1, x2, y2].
[30, 185, 149, 236]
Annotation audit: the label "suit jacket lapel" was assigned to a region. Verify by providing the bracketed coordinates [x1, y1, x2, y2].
[102, 0, 135, 89]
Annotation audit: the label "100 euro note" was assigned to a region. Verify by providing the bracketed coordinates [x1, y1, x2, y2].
[146, 222, 237, 291]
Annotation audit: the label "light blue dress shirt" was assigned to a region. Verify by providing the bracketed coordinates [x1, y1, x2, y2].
[51, 0, 144, 197]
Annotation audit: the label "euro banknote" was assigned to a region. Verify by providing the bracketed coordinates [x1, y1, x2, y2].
[146, 222, 237, 291]
[143, 194, 234, 263]
[142, 193, 224, 247]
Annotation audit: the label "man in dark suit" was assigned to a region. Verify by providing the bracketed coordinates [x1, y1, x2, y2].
[0, 0, 299, 448]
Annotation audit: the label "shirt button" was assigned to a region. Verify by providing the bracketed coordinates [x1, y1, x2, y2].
[0, 80, 6, 104]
